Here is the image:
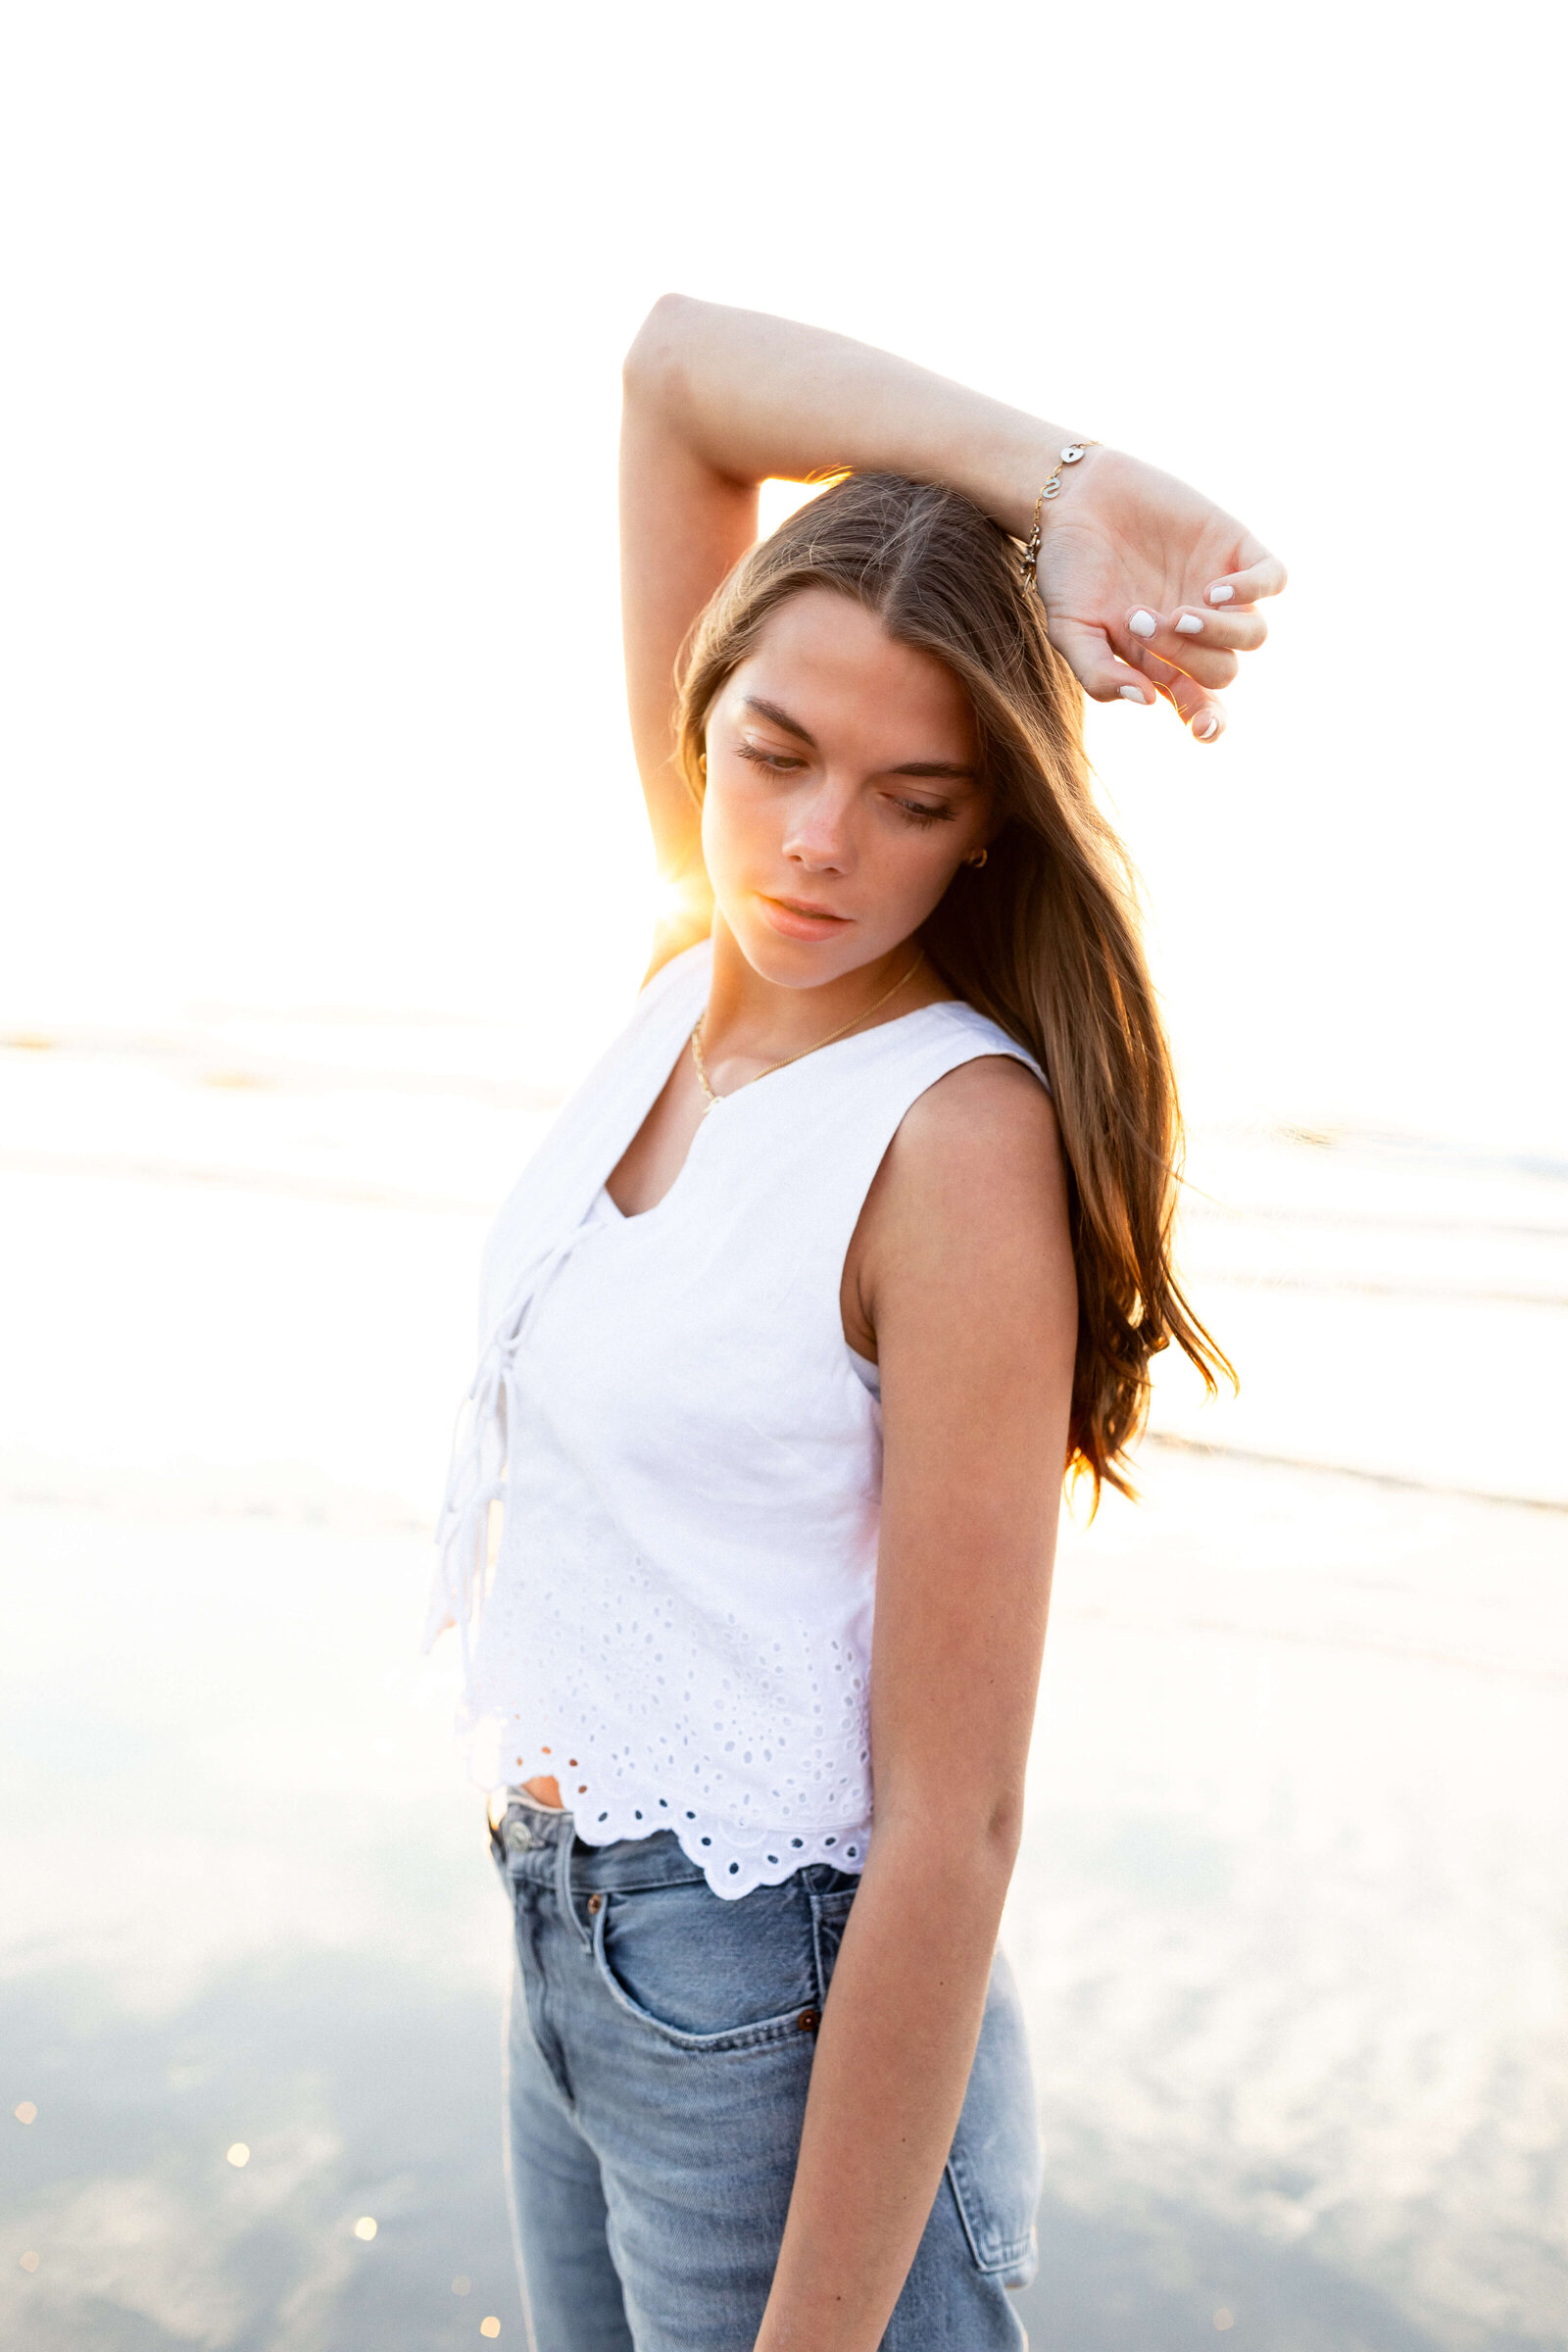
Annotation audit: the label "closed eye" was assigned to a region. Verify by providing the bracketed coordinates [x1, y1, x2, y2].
[893, 797, 957, 826]
[737, 743, 808, 774]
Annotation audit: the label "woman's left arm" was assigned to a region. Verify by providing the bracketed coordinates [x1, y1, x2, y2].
[753, 1056, 1076, 2352]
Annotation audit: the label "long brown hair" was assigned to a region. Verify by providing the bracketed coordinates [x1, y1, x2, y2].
[676, 471, 1230, 1500]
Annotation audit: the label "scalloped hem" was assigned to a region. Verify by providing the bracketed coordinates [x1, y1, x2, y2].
[571, 1794, 870, 1900]
[469, 1710, 871, 1900]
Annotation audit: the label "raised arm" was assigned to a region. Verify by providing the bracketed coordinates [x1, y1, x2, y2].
[620, 293, 1285, 960]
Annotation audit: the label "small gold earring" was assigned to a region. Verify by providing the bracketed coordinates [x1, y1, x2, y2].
[966, 847, 988, 869]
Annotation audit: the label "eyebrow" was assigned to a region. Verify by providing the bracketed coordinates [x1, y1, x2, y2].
[743, 696, 817, 746]
[740, 697, 978, 783]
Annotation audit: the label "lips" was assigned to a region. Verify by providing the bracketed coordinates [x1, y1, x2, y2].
[757, 893, 854, 942]
[770, 893, 846, 921]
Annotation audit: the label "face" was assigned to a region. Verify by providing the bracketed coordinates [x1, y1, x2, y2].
[700, 587, 991, 990]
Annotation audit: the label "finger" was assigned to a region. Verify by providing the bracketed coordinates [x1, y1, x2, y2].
[1142, 659, 1227, 743]
[1147, 605, 1270, 655]
[1204, 545, 1287, 609]
[1121, 613, 1239, 690]
[1047, 614, 1156, 708]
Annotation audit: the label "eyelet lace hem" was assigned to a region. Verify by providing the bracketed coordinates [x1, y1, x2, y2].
[572, 1791, 870, 1898]
[474, 1720, 870, 1900]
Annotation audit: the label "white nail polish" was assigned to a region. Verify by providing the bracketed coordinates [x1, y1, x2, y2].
[1175, 613, 1204, 635]
[1207, 583, 1235, 606]
[1129, 610, 1157, 638]
[1193, 711, 1220, 739]
[1118, 685, 1149, 705]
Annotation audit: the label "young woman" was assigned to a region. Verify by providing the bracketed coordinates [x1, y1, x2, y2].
[428, 296, 1283, 2350]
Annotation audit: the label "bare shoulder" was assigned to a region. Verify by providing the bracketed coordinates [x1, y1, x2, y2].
[885, 1053, 1065, 1221]
[850, 1052, 1073, 1357]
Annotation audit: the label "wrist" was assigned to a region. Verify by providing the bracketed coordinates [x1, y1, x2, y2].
[969, 417, 1082, 541]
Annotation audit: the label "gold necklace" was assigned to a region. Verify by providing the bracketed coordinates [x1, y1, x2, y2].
[690, 954, 924, 1112]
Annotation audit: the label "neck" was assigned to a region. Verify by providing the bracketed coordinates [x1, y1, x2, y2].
[701, 915, 940, 1084]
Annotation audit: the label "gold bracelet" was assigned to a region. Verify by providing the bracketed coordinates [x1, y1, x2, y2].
[1018, 441, 1100, 584]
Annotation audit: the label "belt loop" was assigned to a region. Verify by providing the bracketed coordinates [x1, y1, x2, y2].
[556, 1808, 590, 1949]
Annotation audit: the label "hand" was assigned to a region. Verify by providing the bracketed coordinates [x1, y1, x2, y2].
[1032, 446, 1286, 742]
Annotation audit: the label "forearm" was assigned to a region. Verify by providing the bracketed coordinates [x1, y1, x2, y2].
[624, 293, 1070, 540]
[755, 1810, 1019, 2352]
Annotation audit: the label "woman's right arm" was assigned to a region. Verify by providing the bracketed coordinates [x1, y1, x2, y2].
[621, 294, 1285, 966]
[620, 294, 1078, 956]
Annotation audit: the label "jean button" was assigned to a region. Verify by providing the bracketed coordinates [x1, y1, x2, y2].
[506, 1818, 534, 1852]
[586, 1893, 604, 1916]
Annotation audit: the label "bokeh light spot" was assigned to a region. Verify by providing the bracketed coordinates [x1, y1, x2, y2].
[225, 2143, 250, 2168]
[20, 2251, 40, 2273]
[14, 2102, 37, 2125]
[354, 2216, 378, 2241]
[480, 2320, 502, 2338]
[1215, 2311, 1236, 2331]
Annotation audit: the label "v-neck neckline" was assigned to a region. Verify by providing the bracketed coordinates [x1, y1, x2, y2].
[606, 975, 956, 1227]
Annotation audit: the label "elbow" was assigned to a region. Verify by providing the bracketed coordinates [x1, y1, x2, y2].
[875, 1782, 1026, 1883]
[962, 1795, 1027, 1904]
[622, 291, 703, 409]
[982, 1790, 1026, 1874]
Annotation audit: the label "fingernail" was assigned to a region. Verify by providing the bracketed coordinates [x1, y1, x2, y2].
[1118, 685, 1150, 705]
[1207, 583, 1235, 606]
[1174, 612, 1204, 636]
[1129, 610, 1157, 638]
[1192, 710, 1221, 740]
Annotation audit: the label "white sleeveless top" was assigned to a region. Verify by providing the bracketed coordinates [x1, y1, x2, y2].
[425, 941, 1046, 1898]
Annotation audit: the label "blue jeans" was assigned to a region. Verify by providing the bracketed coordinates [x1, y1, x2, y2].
[492, 1790, 1040, 2350]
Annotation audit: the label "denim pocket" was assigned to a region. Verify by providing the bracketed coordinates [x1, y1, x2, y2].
[591, 1876, 822, 2053]
[943, 1949, 1042, 2281]
[808, 1883, 858, 1990]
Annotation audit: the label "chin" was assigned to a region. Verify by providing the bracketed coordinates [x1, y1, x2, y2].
[731, 927, 844, 990]
[722, 901, 863, 989]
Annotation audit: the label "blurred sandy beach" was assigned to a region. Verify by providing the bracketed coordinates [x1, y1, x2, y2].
[3, 1009, 1564, 2351]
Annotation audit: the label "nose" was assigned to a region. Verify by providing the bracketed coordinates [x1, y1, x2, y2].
[780, 782, 854, 873]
